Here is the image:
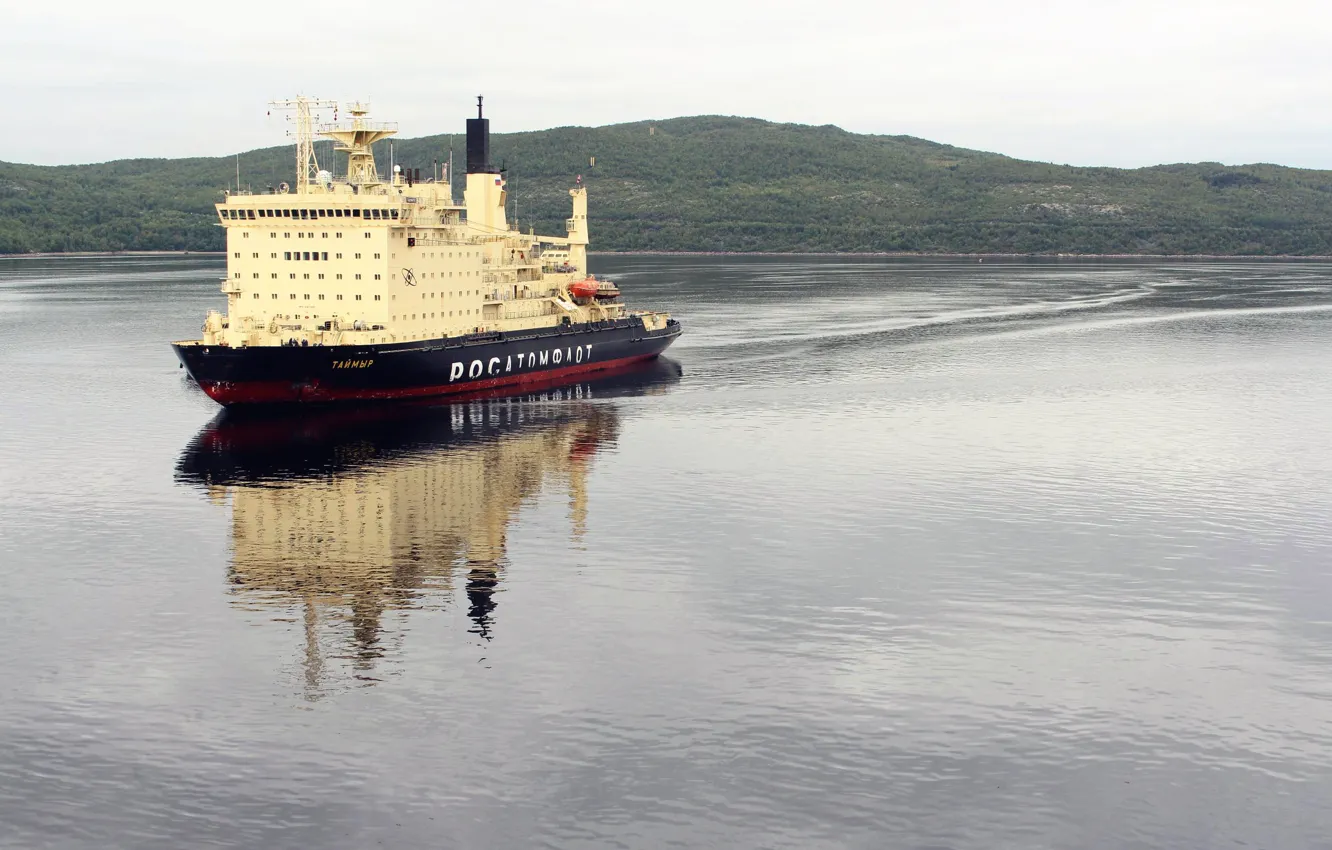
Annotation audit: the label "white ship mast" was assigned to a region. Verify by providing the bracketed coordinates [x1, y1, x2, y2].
[269, 96, 338, 193]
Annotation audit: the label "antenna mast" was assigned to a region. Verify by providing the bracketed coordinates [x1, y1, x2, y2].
[269, 96, 337, 193]
[316, 102, 397, 187]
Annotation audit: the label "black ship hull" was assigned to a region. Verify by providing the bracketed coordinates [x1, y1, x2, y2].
[174, 317, 681, 406]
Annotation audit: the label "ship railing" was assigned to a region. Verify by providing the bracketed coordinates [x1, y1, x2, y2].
[317, 120, 398, 133]
[413, 231, 466, 246]
[483, 287, 557, 302]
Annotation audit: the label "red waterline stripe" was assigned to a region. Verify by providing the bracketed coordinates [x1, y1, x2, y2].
[200, 353, 661, 406]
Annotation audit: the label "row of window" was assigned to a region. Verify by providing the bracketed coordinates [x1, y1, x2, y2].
[393, 312, 475, 320]
[236, 251, 381, 260]
[222, 208, 399, 221]
[251, 293, 379, 301]
[237, 272, 370, 280]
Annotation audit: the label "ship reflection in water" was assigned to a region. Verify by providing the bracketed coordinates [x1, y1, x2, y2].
[175, 358, 682, 696]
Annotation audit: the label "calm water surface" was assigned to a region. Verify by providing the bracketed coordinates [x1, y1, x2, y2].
[1, 255, 1330, 849]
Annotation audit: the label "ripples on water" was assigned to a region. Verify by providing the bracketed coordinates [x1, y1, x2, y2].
[1, 255, 1330, 849]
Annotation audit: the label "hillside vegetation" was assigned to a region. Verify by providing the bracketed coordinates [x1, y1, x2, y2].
[3, 116, 1332, 255]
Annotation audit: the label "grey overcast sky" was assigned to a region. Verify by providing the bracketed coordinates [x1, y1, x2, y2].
[2, 0, 1329, 168]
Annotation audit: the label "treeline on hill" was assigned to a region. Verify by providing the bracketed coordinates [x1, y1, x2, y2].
[4, 116, 1332, 255]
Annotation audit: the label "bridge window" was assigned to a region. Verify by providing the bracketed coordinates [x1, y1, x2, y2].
[284, 252, 291, 260]
[321, 252, 328, 260]
[272, 294, 278, 299]
[336, 293, 343, 299]
[355, 295, 362, 301]
[374, 294, 381, 301]
[253, 293, 259, 298]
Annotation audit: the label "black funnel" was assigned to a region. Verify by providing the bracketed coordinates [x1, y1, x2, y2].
[466, 95, 497, 174]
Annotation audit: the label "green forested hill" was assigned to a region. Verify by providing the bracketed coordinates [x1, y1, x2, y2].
[3, 116, 1332, 255]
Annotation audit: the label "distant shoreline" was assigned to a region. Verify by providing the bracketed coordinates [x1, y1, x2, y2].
[597, 251, 1332, 260]
[0, 251, 225, 259]
[3, 250, 1332, 261]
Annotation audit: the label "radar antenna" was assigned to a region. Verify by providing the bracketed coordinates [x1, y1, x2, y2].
[269, 96, 338, 193]
[317, 102, 398, 187]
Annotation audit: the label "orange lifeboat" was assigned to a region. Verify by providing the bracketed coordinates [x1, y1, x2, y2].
[569, 278, 601, 299]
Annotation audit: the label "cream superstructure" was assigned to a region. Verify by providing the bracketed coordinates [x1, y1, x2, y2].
[195, 97, 669, 349]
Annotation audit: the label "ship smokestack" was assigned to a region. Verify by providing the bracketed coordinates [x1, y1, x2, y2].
[466, 95, 496, 174]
